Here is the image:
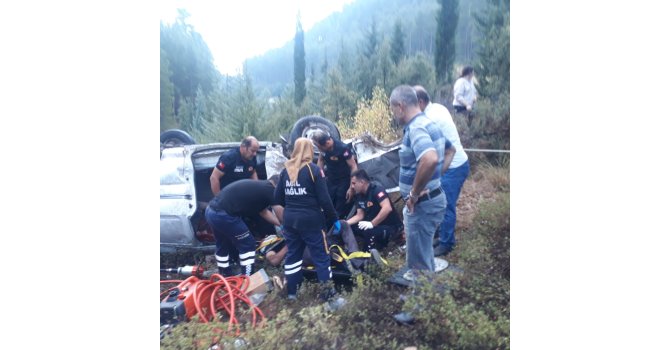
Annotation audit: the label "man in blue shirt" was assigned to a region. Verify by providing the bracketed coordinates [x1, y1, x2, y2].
[389, 85, 456, 277]
[389, 85, 456, 325]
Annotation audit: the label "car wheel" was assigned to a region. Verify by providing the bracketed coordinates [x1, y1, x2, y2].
[288, 115, 340, 147]
[160, 129, 196, 147]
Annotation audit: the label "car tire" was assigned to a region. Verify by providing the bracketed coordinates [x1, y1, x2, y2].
[288, 115, 340, 147]
[160, 129, 196, 147]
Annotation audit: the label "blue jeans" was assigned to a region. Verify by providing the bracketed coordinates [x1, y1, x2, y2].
[439, 161, 470, 251]
[403, 192, 446, 272]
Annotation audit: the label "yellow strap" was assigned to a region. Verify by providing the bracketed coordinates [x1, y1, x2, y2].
[331, 252, 344, 263]
[328, 244, 387, 265]
[305, 164, 315, 183]
[256, 236, 283, 251]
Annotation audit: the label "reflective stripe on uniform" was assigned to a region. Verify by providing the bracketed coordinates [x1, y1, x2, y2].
[216, 254, 230, 267]
[285, 260, 303, 270]
[239, 251, 255, 259]
[240, 257, 255, 266]
[285, 266, 301, 275]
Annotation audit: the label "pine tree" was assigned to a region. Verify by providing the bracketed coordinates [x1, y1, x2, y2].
[322, 68, 357, 121]
[475, 0, 509, 100]
[435, 0, 459, 84]
[378, 39, 393, 91]
[364, 19, 379, 57]
[357, 20, 380, 99]
[160, 10, 217, 115]
[294, 15, 306, 106]
[231, 71, 264, 139]
[160, 48, 178, 131]
[391, 19, 405, 64]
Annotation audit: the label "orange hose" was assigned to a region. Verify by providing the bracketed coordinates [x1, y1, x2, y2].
[160, 274, 266, 336]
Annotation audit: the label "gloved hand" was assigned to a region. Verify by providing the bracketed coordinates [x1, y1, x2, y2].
[358, 221, 373, 230]
[332, 220, 342, 235]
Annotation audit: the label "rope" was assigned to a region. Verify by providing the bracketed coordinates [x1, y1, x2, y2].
[463, 148, 510, 153]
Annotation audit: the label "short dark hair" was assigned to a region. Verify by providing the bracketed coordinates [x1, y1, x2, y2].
[312, 131, 331, 146]
[241, 136, 257, 148]
[461, 66, 474, 77]
[413, 85, 430, 104]
[351, 169, 370, 182]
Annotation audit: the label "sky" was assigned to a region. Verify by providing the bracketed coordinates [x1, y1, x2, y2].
[159, 0, 355, 75]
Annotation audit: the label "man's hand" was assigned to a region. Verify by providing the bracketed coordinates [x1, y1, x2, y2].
[406, 196, 416, 214]
[405, 189, 427, 214]
[466, 105, 472, 111]
[358, 221, 373, 230]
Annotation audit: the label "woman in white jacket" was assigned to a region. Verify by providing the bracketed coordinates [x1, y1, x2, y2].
[452, 66, 478, 114]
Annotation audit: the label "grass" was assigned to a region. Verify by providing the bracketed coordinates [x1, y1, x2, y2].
[161, 164, 510, 350]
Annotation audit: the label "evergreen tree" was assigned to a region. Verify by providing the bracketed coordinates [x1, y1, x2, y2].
[435, 0, 459, 84]
[321, 49, 329, 76]
[364, 19, 379, 57]
[475, 0, 509, 100]
[160, 9, 217, 115]
[378, 39, 393, 92]
[391, 52, 437, 96]
[391, 19, 405, 64]
[322, 68, 357, 121]
[294, 15, 306, 106]
[231, 71, 264, 139]
[160, 48, 177, 131]
[190, 88, 235, 143]
[357, 21, 380, 99]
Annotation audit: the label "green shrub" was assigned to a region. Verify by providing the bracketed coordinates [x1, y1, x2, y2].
[452, 192, 510, 319]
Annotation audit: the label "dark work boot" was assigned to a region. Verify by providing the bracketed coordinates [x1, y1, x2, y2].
[218, 266, 234, 277]
[433, 244, 452, 257]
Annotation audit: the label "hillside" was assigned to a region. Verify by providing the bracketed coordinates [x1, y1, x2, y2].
[160, 161, 510, 349]
[245, 0, 487, 96]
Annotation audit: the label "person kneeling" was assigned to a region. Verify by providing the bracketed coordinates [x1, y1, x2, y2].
[346, 169, 403, 252]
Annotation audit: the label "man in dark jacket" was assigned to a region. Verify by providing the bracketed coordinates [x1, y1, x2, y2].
[205, 176, 283, 276]
[313, 131, 358, 219]
[346, 169, 403, 251]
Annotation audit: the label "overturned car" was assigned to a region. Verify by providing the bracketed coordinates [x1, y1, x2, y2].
[160, 116, 402, 253]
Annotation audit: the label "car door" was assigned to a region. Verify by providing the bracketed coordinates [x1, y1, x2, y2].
[160, 146, 198, 250]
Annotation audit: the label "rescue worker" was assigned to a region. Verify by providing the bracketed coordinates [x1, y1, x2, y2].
[346, 169, 403, 252]
[210, 136, 260, 195]
[205, 176, 283, 276]
[312, 131, 358, 219]
[274, 137, 346, 309]
[208, 136, 276, 239]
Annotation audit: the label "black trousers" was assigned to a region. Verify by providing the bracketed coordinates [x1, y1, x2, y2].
[352, 224, 400, 251]
[327, 179, 353, 219]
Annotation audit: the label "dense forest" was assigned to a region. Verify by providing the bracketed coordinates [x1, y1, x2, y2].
[160, 0, 509, 153]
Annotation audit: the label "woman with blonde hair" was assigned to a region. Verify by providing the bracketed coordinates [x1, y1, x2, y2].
[274, 138, 345, 309]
